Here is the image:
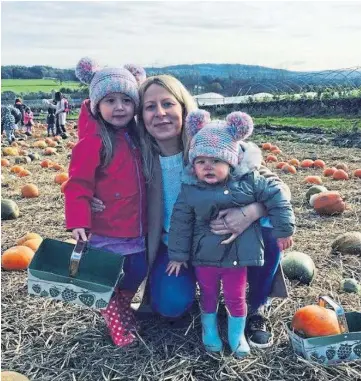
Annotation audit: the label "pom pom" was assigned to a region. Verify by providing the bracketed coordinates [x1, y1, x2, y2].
[75, 57, 101, 84]
[185, 110, 211, 137]
[226, 112, 254, 141]
[124, 64, 146, 85]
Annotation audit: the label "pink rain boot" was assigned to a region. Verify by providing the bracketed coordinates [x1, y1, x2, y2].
[100, 294, 137, 347]
[116, 289, 141, 332]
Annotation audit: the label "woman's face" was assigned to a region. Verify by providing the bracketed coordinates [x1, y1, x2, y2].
[142, 84, 183, 143]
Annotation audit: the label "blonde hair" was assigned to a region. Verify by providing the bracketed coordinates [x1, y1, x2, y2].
[136, 75, 197, 181]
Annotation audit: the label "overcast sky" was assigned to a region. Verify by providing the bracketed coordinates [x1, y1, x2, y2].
[1, 1, 361, 71]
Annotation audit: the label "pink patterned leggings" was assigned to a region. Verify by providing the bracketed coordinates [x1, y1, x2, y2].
[195, 266, 247, 317]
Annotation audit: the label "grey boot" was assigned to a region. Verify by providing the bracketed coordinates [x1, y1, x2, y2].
[228, 315, 250, 358]
[201, 312, 223, 352]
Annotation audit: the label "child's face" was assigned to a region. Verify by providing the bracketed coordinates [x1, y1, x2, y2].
[194, 156, 230, 185]
[98, 92, 135, 128]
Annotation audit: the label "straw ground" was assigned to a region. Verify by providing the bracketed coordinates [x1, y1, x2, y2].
[1, 123, 361, 380]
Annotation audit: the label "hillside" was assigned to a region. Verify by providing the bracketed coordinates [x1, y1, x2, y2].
[2, 63, 360, 98]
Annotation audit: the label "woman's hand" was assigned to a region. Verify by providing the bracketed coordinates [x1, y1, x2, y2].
[210, 203, 266, 245]
[166, 261, 188, 277]
[91, 197, 105, 213]
[277, 236, 293, 251]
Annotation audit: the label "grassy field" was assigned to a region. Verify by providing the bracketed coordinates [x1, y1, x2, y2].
[1, 79, 81, 93]
[1, 120, 361, 380]
[254, 116, 360, 131]
[59, 112, 359, 132]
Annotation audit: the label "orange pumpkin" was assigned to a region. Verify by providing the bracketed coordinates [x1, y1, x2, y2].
[40, 159, 53, 168]
[266, 154, 277, 163]
[18, 169, 32, 177]
[282, 164, 297, 174]
[1, 245, 35, 270]
[313, 159, 326, 169]
[1, 158, 10, 167]
[17, 232, 42, 245]
[276, 161, 287, 169]
[50, 163, 65, 171]
[23, 238, 43, 252]
[313, 191, 346, 215]
[292, 305, 341, 338]
[54, 172, 69, 185]
[271, 148, 282, 155]
[304, 176, 322, 185]
[332, 169, 349, 181]
[301, 159, 314, 168]
[21, 184, 39, 198]
[47, 140, 58, 147]
[10, 165, 24, 174]
[336, 163, 348, 172]
[270, 145, 280, 152]
[67, 141, 76, 149]
[289, 158, 300, 167]
[262, 142, 272, 150]
[44, 147, 57, 155]
[323, 167, 337, 177]
[354, 169, 361, 178]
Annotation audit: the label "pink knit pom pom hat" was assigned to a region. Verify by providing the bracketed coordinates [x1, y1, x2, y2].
[186, 109, 254, 167]
[75, 57, 146, 115]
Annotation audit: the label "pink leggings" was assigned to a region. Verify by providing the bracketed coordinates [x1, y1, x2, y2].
[195, 266, 247, 317]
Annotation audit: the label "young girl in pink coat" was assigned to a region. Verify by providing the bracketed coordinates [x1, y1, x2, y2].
[23, 107, 34, 135]
[65, 57, 147, 347]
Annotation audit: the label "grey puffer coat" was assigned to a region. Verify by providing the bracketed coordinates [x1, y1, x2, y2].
[168, 142, 295, 268]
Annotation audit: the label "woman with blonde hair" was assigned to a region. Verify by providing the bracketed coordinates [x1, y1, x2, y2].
[91, 74, 290, 348]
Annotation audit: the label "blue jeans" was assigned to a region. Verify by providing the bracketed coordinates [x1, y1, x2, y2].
[120, 251, 148, 292]
[149, 228, 281, 318]
[150, 242, 196, 318]
[247, 227, 281, 313]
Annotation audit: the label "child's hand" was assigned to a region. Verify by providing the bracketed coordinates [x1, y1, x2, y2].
[72, 228, 88, 242]
[277, 236, 293, 251]
[166, 261, 188, 277]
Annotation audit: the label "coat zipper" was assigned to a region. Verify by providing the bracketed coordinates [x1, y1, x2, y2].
[125, 132, 143, 236]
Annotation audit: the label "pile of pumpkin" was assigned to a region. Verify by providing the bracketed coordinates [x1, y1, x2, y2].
[281, 230, 361, 294]
[1, 135, 72, 215]
[1, 232, 77, 271]
[261, 142, 361, 181]
[260, 142, 361, 216]
[1, 233, 43, 271]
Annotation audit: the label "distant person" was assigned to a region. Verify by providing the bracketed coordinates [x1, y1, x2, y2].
[14, 98, 26, 126]
[64, 57, 147, 347]
[43, 92, 68, 138]
[23, 106, 34, 136]
[46, 107, 56, 137]
[1, 105, 21, 144]
[167, 110, 295, 357]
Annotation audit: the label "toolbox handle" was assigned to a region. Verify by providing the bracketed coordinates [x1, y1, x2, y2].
[318, 295, 349, 334]
[69, 239, 88, 277]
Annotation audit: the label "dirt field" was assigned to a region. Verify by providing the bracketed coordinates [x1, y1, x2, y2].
[1, 123, 361, 380]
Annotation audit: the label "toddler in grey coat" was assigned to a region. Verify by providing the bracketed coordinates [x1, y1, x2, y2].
[1, 106, 21, 144]
[167, 110, 295, 357]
